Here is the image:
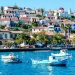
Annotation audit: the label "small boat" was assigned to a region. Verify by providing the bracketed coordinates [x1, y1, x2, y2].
[1, 54, 22, 63]
[51, 49, 72, 59]
[1, 54, 17, 59]
[32, 55, 67, 66]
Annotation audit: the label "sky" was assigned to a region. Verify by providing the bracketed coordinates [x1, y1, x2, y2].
[0, 0, 75, 12]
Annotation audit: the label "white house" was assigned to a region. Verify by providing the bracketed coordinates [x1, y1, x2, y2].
[0, 18, 10, 25]
[32, 26, 44, 33]
[30, 17, 39, 22]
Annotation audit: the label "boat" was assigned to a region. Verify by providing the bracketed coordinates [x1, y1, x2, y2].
[32, 49, 72, 66]
[51, 49, 72, 59]
[32, 55, 67, 66]
[1, 54, 22, 63]
[1, 54, 17, 59]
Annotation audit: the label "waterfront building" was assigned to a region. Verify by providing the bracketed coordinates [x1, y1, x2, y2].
[0, 29, 23, 45]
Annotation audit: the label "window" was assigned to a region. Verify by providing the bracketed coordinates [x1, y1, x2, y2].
[5, 34, 7, 39]
[10, 34, 13, 38]
[0, 34, 2, 39]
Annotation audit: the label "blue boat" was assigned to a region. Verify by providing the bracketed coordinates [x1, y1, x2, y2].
[32, 55, 67, 66]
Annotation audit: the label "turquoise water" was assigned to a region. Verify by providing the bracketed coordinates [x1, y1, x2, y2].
[0, 50, 75, 75]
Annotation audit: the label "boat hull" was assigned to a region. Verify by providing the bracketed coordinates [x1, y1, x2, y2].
[32, 59, 67, 66]
[1, 58, 22, 63]
[49, 59, 67, 66]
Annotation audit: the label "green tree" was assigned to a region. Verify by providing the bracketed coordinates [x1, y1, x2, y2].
[37, 30, 50, 44]
[1, 6, 4, 13]
[66, 24, 71, 37]
[4, 40, 14, 47]
[29, 38, 36, 45]
[52, 33, 65, 44]
[40, 8, 44, 16]
[32, 33, 38, 38]
[16, 33, 30, 43]
[36, 14, 42, 17]
[56, 12, 59, 16]
[0, 25, 5, 29]
[13, 5, 19, 9]
[31, 22, 38, 27]
[60, 23, 71, 38]
[72, 36, 75, 44]
[68, 16, 74, 21]
[14, 22, 19, 27]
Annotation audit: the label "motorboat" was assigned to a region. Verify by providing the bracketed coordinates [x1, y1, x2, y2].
[1, 54, 22, 63]
[1, 54, 17, 59]
[1, 58, 22, 63]
[51, 49, 72, 59]
[32, 55, 67, 66]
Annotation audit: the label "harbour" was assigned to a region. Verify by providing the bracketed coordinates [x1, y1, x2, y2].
[0, 50, 74, 75]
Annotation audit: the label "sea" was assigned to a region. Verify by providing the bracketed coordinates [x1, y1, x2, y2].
[0, 50, 75, 75]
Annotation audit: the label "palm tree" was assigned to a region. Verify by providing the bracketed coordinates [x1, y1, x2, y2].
[1, 6, 4, 13]
[66, 24, 71, 38]
[40, 8, 44, 16]
[61, 23, 71, 39]
[61, 23, 67, 37]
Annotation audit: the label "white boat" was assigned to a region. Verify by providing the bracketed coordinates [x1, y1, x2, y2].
[1, 54, 22, 63]
[32, 55, 67, 66]
[51, 49, 72, 59]
[1, 54, 17, 59]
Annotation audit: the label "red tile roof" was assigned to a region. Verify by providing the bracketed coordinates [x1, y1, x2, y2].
[20, 17, 30, 23]
[10, 18, 18, 21]
[32, 26, 44, 29]
[0, 18, 10, 21]
[49, 20, 59, 23]
[62, 21, 75, 24]
[3, 14, 12, 16]
[59, 7, 64, 10]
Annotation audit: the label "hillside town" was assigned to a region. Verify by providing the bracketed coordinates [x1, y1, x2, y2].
[0, 5, 75, 48]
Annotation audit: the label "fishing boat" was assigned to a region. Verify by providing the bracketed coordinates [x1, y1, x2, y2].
[51, 49, 72, 59]
[1, 54, 22, 63]
[32, 55, 67, 66]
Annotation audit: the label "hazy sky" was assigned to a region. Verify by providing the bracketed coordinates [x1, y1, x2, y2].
[0, 0, 75, 11]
